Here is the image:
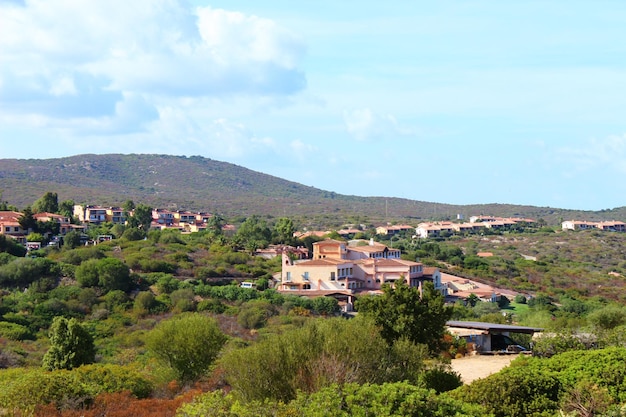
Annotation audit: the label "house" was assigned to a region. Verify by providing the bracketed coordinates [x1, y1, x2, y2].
[562, 220, 626, 232]
[375, 224, 414, 237]
[0, 211, 27, 244]
[446, 321, 541, 353]
[279, 239, 428, 310]
[74, 205, 108, 224]
[416, 222, 455, 239]
[33, 212, 72, 235]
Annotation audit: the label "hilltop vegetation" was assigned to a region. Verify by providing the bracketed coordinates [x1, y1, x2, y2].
[2, 153, 625, 224]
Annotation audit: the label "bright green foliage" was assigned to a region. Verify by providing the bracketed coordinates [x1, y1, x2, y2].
[146, 313, 227, 384]
[451, 361, 561, 417]
[357, 280, 452, 354]
[0, 321, 35, 340]
[176, 382, 487, 417]
[0, 364, 152, 414]
[289, 382, 488, 417]
[588, 305, 626, 331]
[42, 316, 95, 371]
[453, 347, 626, 416]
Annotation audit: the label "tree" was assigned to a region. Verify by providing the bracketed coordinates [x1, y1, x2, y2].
[356, 280, 452, 355]
[233, 215, 271, 252]
[146, 313, 226, 384]
[205, 213, 225, 236]
[33, 192, 58, 214]
[273, 217, 295, 244]
[18, 206, 37, 232]
[58, 199, 75, 218]
[75, 257, 132, 292]
[42, 316, 95, 370]
[127, 204, 152, 230]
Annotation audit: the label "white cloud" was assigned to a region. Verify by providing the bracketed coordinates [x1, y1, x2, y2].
[0, 0, 306, 129]
[343, 108, 413, 141]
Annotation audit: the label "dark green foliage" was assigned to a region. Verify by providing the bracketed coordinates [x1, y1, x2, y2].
[127, 203, 153, 230]
[0, 364, 152, 413]
[75, 257, 131, 292]
[514, 294, 527, 304]
[42, 316, 95, 371]
[61, 246, 105, 265]
[121, 227, 145, 241]
[62, 230, 82, 249]
[237, 300, 277, 329]
[233, 215, 272, 252]
[357, 280, 452, 354]
[169, 288, 196, 312]
[32, 191, 58, 214]
[146, 313, 227, 384]
[221, 316, 430, 403]
[0, 235, 26, 257]
[311, 296, 339, 315]
[0, 257, 59, 288]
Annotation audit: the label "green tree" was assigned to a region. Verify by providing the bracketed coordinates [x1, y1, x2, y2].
[356, 280, 452, 355]
[75, 257, 131, 292]
[18, 206, 37, 232]
[42, 316, 95, 370]
[273, 217, 295, 244]
[233, 215, 271, 252]
[146, 313, 227, 384]
[63, 231, 81, 250]
[33, 192, 59, 213]
[206, 213, 225, 235]
[127, 204, 153, 230]
[58, 199, 75, 218]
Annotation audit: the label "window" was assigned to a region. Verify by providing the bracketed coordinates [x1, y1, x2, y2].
[330, 272, 336, 281]
[303, 272, 309, 281]
[286, 272, 292, 282]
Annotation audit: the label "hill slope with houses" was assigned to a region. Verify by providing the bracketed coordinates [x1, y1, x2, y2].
[1, 153, 624, 224]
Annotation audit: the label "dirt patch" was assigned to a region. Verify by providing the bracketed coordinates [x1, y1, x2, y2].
[451, 354, 521, 384]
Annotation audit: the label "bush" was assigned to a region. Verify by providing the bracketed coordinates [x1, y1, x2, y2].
[0, 321, 35, 341]
[146, 313, 227, 384]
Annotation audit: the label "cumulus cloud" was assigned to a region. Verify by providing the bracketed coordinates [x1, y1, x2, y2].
[343, 108, 412, 141]
[0, 0, 306, 132]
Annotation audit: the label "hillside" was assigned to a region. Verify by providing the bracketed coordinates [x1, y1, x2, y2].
[1, 154, 624, 225]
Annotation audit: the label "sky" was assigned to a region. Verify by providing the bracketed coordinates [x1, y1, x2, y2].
[1, 0, 626, 211]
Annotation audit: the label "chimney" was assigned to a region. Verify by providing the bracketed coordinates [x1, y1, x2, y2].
[369, 238, 374, 246]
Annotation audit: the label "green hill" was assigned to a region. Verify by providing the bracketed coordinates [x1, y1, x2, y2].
[0, 153, 624, 225]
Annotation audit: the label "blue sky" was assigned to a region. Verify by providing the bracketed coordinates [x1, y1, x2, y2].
[1, 0, 626, 211]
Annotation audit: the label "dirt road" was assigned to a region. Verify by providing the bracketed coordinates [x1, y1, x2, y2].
[450, 354, 521, 384]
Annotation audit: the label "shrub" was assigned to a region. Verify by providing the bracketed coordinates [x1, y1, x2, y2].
[146, 313, 227, 384]
[0, 321, 35, 341]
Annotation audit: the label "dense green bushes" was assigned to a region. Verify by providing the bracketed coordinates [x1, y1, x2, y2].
[176, 382, 487, 417]
[452, 347, 626, 417]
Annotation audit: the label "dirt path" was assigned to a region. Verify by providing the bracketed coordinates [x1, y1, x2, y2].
[450, 354, 521, 384]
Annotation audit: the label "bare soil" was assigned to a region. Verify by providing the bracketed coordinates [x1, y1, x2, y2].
[450, 354, 521, 384]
